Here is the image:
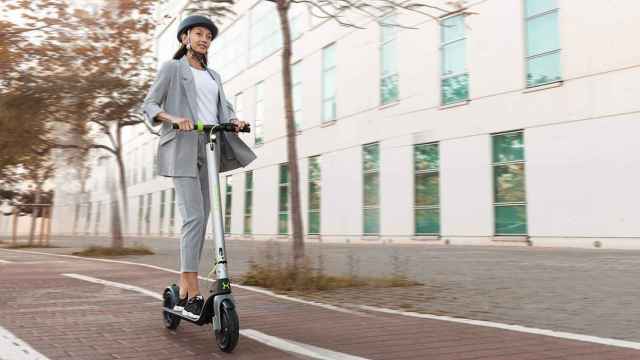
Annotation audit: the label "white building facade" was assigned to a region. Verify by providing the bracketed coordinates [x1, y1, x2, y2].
[50, 0, 640, 249]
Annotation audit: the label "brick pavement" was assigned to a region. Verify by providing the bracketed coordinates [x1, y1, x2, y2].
[1, 248, 639, 359]
[10, 235, 640, 343]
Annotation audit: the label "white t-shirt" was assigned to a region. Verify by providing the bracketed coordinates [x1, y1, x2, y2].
[190, 67, 219, 125]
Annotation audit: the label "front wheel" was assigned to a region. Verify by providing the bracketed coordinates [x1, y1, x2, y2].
[215, 302, 239, 353]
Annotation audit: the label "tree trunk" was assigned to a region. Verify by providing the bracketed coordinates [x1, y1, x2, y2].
[115, 124, 129, 244]
[28, 185, 42, 246]
[276, 0, 305, 267]
[45, 206, 52, 246]
[38, 206, 47, 245]
[11, 208, 18, 246]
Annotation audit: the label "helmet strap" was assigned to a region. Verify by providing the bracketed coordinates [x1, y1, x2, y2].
[185, 29, 207, 69]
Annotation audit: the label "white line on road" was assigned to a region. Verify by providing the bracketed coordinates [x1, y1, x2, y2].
[61, 273, 163, 300]
[0, 259, 13, 264]
[4, 249, 640, 351]
[62, 273, 371, 360]
[0, 325, 50, 360]
[240, 329, 370, 360]
[357, 305, 640, 351]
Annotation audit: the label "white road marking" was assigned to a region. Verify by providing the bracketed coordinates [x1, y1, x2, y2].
[0, 259, 13, 264]
[61, 273, 371, 360]
[357, 305, 640, 351]
[61, 273, 163, 300]
[0, 325, 50, 360]
[240, 329, 371, 360]
[4, 249, 639, 350]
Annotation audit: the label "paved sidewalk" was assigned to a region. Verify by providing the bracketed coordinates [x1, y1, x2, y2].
[1, 248, 639, 359]
[8, 235, 640, 344]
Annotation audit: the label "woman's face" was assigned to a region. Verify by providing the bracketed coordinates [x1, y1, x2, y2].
[182, 26, 213, 54]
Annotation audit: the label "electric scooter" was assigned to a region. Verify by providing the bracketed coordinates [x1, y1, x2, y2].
[162, 122, 249, 353]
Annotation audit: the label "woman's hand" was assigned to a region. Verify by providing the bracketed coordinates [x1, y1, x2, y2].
[171, 116, 193, 131]
[232, 119, 249, 133]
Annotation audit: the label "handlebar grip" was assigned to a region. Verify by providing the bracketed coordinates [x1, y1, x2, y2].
[171, 122, 251, 133]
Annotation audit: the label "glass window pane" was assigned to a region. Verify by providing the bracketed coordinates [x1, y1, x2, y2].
[323, 99, 336, 122]
[525, 0, 557, 17]
[323, 69, 336, 99]
[244, 215, 252, 234]
[495, 205, 528, 235]
[494, 164, 526, 203]
[414, 143, 439, 171]
[441, 73, 469, 105]
[363, 143, 380, 172]
[527, 12, 560, 56]
[364, 173, 379, 206]
[244, 191, 252, 212]
[381, 14, 397, 43]
[381, 42, 397, 77]
[381, 74, 399, 105]
[245, 171, 253, 189]
[493, 132, 524, 163]
[442, 15, 464, 43]
[279, 164, 289, 184]
[364, 208, 379, 234]
[415, 208, 440, 234]
[279, 186, 289, 211]
[323, 44, 336, 69]
[527, 52, 561, 87]
[415, 173, 440, 206]
[278, 213, 288, 234]
[308, 211, 320, 234]
[309, 157, 321, 180]
[309, 181, 321, 209]
[442, 40, 466, 75]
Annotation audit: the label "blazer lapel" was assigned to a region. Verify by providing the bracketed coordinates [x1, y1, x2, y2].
[205, 68, 228, 124]
[179, 57, 199, 122]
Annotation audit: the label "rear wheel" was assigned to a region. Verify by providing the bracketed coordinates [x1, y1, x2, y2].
[163, 287, 181, 330]
[215, 302, 239, 353]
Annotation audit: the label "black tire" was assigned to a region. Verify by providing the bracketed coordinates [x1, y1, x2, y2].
[163, 287, 181, 330]
[215, 303, 239, 353]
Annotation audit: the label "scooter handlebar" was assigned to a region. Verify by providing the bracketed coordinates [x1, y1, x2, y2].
[172, 122, 251, 133]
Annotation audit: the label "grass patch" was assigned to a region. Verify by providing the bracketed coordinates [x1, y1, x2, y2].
[72, 245, 154, 257]
[241, 260, 421, 293]
[7, 244, 60, 249]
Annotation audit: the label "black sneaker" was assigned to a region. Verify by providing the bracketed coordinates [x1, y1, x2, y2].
[173, 295, 188, 312]
[182, 295, 204, 319]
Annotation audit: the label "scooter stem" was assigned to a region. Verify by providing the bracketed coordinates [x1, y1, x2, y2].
[205, 131, 229, 281]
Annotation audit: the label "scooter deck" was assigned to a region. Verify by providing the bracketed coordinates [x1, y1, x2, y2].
[163, 295, 215, 326]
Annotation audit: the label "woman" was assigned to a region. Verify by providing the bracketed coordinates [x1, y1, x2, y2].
[142, 15, 256, 319]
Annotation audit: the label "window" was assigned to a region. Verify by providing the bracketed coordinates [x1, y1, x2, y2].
[210, 16, 248, 80]
[492, 131, 527, 235]
[322, 43, 337, 122]
[85, 202, 92, 235]
[159, 190, 166, 235]
[414, 143, 440, 235]
[94, 201, 101, 235]
[525, 0, 561, 87]
[224, 176, 233, 234]
[441, 15, 468, 105]
[255, 81, 264, 145]
[250, 2, 281, 63]
[292, 61, 302, 129]
[169, 188, 176, 235]
[308, 156, 321, 235]
[278, 163, 289, 235]
[141, 144, 148, 183]
[234, 92, 244, 121]
[145, 193, 152, 235]
[362, 143, 380, 235]
[380, 13, 399, 105]
[138, 195, 144, 235]
[244, 171, 253, 234]
[289, 2, 306, 39]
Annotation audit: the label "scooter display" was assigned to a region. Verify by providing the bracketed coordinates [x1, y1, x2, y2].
[162, 122, 249, 353]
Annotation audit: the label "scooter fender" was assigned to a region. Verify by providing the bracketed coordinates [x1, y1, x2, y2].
[212, 294, 235, 332]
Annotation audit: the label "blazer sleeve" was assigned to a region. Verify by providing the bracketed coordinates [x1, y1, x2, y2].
[223, 98, 237, 122]
[142, 61, 174, 127]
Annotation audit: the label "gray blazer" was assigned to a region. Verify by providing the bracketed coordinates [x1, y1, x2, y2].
[142, 56, 256, 177]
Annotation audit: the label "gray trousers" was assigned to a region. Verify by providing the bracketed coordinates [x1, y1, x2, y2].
[173, 134, 210, 273]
